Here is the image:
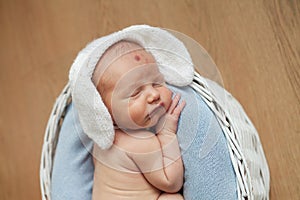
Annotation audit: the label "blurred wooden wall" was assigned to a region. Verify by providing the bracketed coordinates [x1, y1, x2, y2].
[0, 0, 299, 199]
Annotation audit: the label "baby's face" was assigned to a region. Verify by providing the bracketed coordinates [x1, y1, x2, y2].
[99, 49, 172, 130]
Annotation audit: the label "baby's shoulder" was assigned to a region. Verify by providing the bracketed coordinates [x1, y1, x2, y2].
[114, 129, 160, 154]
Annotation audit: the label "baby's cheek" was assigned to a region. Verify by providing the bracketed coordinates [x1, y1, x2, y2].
[129, 103, 145, 125]
[162, 88, 173, 108]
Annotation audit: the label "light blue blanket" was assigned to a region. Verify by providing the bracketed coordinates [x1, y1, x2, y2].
[51, 104, 94, 200]
[51, 85, 237, 199]
[170, 85, 237, 200]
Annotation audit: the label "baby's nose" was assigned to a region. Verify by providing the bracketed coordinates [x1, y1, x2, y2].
[146, 86, 160, 103]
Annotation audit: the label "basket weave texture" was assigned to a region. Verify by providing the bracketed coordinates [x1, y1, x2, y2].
[40, 72, 270, 200]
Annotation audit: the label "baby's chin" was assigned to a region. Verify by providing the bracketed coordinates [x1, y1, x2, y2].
[118, 117, 161, 132]
[115, 110, 166, 131]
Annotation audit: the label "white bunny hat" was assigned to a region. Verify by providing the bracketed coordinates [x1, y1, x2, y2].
[69, 25, 194, 149]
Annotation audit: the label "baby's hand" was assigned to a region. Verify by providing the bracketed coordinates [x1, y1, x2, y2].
[156, 94, 186, 134]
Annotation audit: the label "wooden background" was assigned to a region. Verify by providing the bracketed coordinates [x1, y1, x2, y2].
[0, 0, 299, 199]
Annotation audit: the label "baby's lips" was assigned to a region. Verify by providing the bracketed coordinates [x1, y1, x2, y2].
[149, 102, 165, 118]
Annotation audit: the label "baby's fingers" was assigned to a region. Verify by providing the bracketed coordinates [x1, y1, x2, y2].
[171, 100, 186, 118]
[168, 93, 186, 118]
[156, 95, 185, 133]
[168, 94, 181, 114]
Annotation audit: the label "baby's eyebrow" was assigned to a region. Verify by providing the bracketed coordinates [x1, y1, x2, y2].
[126, 82, 143, 91]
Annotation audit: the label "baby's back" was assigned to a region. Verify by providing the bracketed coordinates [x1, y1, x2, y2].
[92, 130, 161, 200]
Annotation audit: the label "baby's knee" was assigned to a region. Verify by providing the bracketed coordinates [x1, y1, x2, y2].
[158, 193, 184, 200]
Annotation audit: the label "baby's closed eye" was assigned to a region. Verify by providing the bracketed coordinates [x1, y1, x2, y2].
[130, 89, 141, 98]
[153, 83, 163, 87]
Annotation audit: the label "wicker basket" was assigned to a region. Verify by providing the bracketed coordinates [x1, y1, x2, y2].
[40, 71, 270, 200]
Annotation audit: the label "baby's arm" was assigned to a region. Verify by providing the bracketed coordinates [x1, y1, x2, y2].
[128, 94, 185, 193]
[146, 94, 185, 192]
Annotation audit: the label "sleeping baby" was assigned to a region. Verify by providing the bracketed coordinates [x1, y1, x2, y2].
[91, 40, 185, 200]
[91, 40, 238, 200]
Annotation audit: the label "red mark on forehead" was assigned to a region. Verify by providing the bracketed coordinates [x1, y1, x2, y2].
[134, 55, 140, 61]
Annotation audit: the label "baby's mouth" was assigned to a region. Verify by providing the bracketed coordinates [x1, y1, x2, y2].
[147, 102, 165, 120]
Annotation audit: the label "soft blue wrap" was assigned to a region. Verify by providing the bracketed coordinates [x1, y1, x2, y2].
[51, 104, 94, 200]
[51, 85, 237, 199]
[169, 85, 237, 200]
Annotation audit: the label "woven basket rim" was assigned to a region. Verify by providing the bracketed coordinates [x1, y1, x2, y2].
[40, 72, 269, 200]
